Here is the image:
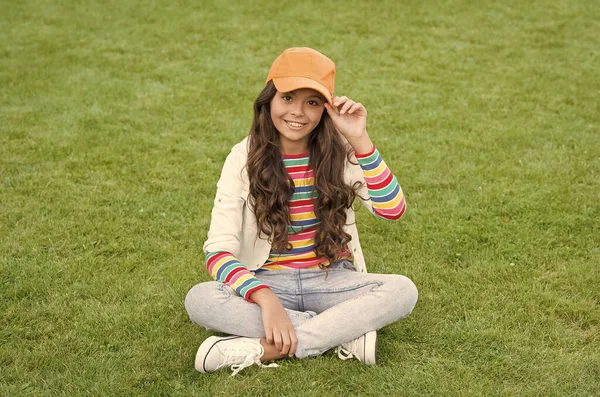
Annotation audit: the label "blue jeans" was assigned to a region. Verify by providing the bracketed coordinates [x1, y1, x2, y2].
[184, 260, 418, 358]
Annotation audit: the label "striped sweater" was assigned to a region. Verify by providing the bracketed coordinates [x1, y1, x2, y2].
[205, 146, 405, 302]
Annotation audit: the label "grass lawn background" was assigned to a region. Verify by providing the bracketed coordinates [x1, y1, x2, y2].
[1, 0, 599, 395]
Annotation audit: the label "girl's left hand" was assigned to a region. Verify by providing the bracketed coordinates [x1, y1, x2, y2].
[324, 96, 368, 139]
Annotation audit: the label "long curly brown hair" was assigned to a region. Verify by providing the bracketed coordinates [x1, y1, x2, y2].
[246, 81, 362, 267]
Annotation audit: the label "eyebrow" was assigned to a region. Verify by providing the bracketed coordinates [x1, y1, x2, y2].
[285, 91, 325, 101]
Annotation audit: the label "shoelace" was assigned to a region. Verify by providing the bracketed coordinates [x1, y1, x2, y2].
[229, 354, 279, 376]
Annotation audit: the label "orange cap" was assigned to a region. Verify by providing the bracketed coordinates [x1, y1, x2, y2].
[266, 47, 335, 105]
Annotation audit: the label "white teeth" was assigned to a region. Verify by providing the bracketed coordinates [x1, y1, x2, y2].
[286, 121, 305, 128]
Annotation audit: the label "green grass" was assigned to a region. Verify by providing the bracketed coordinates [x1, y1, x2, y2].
[1, 0, 599, 395]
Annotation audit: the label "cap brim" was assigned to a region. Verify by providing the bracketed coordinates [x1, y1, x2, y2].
[272, 77, 333, 105]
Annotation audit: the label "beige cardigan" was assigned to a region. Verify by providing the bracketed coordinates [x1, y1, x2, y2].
[203, 137, 375, 273]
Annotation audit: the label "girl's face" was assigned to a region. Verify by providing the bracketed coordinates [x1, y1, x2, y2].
[270, 88, 326, 154]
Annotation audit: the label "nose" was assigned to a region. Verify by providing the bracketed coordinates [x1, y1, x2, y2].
[290, 104, 304, 117]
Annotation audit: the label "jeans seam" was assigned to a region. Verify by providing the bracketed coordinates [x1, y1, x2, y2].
[302, 281, 383, 295]
[298, 268, 305, 312]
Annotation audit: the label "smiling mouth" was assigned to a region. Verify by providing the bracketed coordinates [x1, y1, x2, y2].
[285, 120, 307, 129]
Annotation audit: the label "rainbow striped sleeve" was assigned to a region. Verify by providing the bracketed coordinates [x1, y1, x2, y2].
[205, 251, 270, 303]
[355, 146, 406, 220]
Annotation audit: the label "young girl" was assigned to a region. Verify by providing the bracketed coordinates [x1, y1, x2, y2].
[185, 47, 418, 376]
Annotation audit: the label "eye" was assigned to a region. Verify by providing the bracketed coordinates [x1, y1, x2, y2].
[308, 100, 321, 106]
[282, 95, 292, 101]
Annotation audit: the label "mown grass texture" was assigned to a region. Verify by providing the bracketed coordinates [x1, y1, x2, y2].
[1, 0, 599, 396]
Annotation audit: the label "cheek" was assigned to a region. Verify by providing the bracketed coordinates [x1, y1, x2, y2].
[310, 107, 325, 123]
[269, 104, 281, 124]
[270, 102, 286, 120]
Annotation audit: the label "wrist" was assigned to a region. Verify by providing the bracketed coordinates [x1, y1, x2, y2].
[346, 134, 373, 154]
[250, 288, 279, 307]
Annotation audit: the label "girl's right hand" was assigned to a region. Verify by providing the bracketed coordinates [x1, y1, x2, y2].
[250, 289, 297, 357]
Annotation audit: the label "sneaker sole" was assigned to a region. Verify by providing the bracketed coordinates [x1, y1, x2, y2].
[363, 331, 377, 365]
[195, 335, 241, 373]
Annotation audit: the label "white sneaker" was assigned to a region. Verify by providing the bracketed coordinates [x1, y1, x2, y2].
[335, 331, 377, 365]
[195, 336, 279, 376]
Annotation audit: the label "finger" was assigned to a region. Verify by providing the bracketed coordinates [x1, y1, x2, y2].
[273, 330, 283, 351]
[264, 327, 274, 345]
[347, 102, 363, 114]
[339, 100, 355, 115]
[280, 332, 291, 355]
[324, 102, 339, 120]
[333, 96, 349, 109]
[289, 331, 297, 357]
